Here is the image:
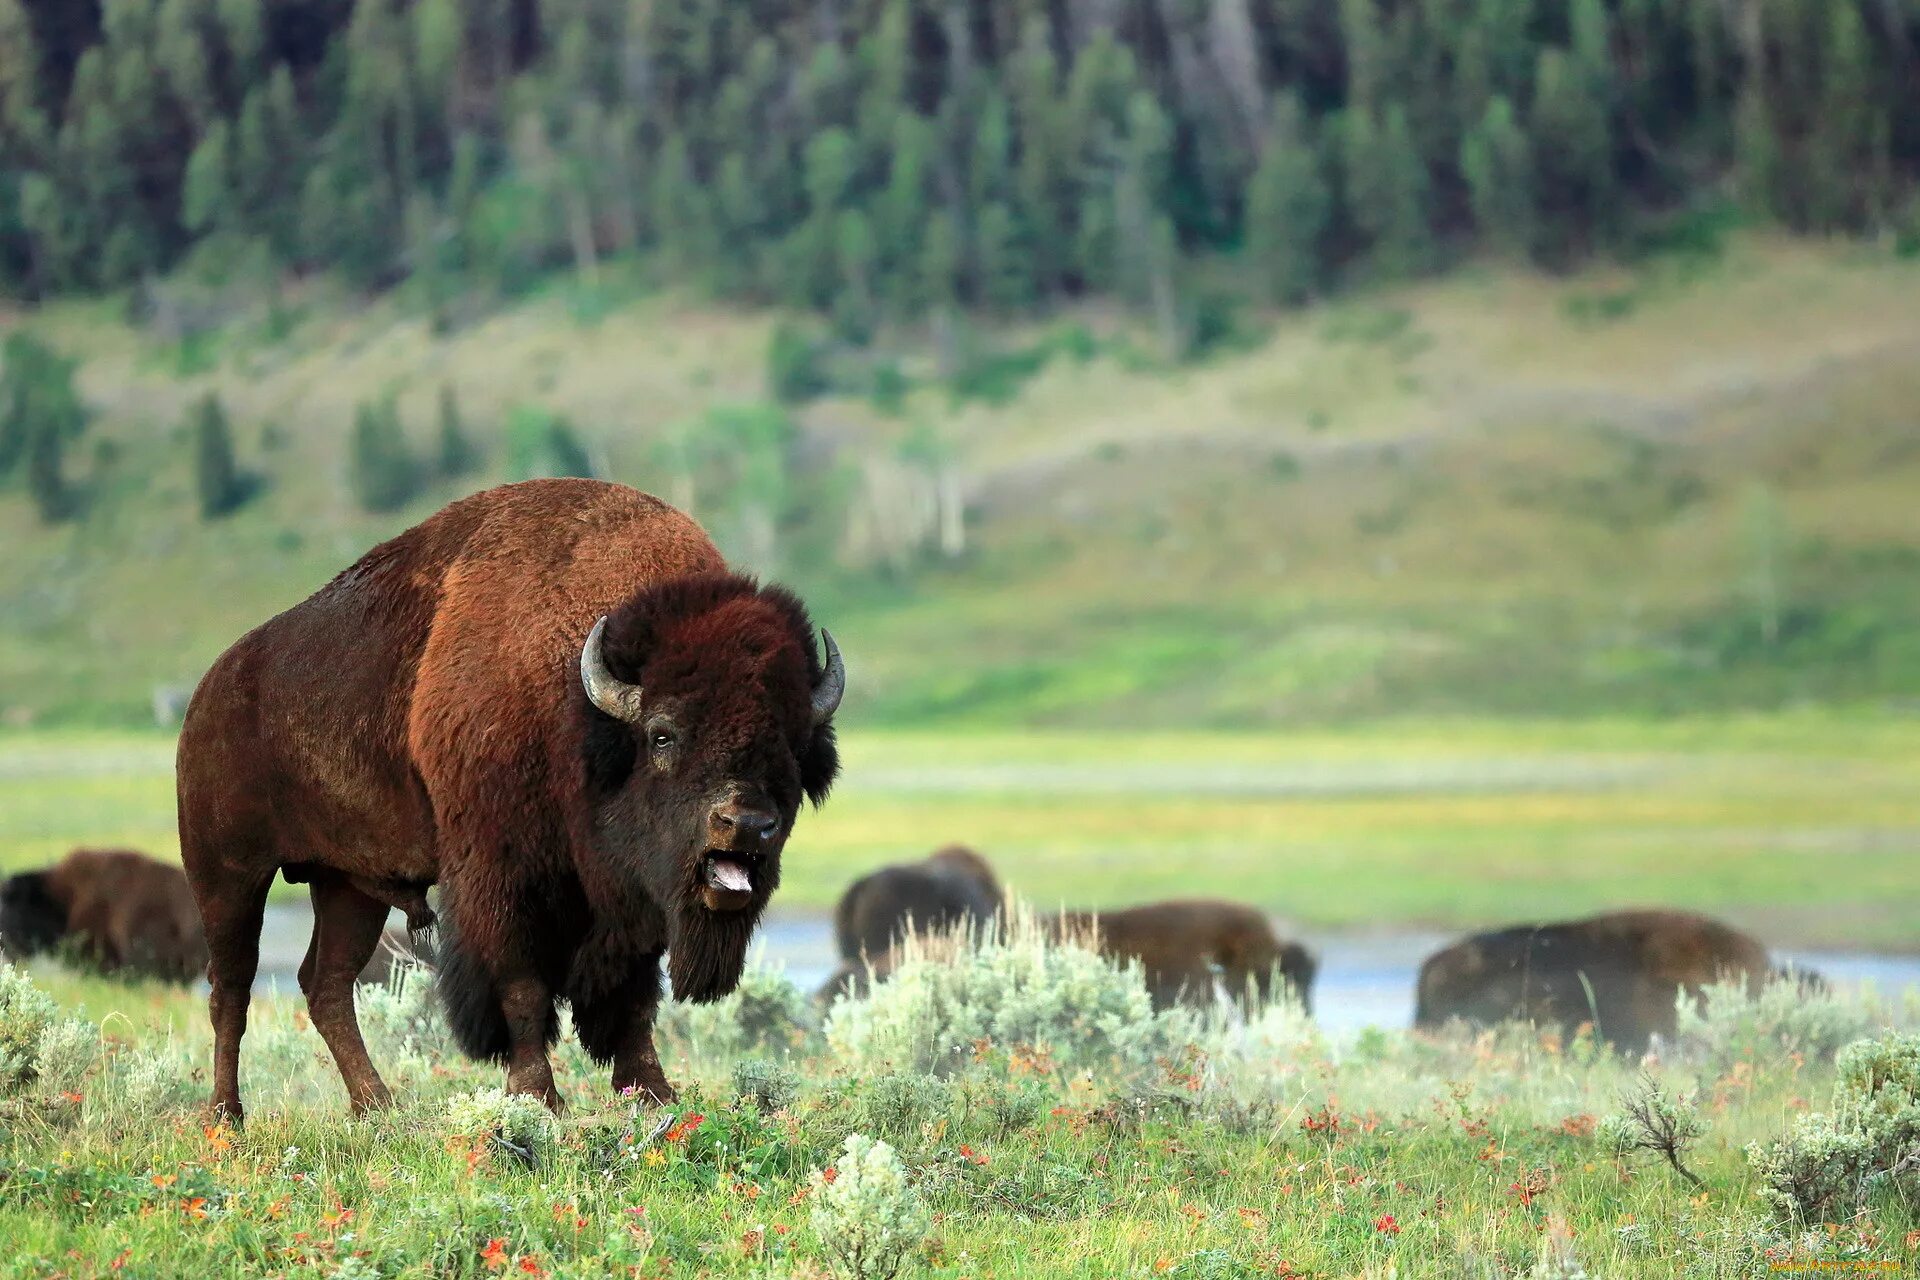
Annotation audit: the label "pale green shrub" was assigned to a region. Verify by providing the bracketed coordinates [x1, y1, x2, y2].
[444, 1086, 558, 1160]
[110, 1049, 197, 1114]
[1674, 972, 1875, 1071]
[809, 1134, 930, 1280]
[1746, 1030, 1920, 1220]
[31, 1017, 98, 1099]
[658, 958, 815, 1062]
[825, 912, 1194, 1076]
[0, 964, 99, 1101]
[733, 1057, 801, 1113]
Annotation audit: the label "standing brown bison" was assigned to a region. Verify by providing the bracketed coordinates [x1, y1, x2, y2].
[819, 846, 1003, 999]
[177, 480, 843, 1121]
[1414, 909, 1773, 1051]
[0, 848, 208, 983]
[1054, 900, 1317, 1012]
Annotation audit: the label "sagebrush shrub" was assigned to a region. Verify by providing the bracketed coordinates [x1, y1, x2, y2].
[658, 959, 815, 1061]
[444, 1087, 558, 1160]
[733, 1057, 802, 1113]
[1674, 972, 1874, 1071]
[824, 912, 1193, 1076]
[0, 963, 97, 1099]
[809, 1134, 930, 1280]
[1746, 1030, 1920, 1220]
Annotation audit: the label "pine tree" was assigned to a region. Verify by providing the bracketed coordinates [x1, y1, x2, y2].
[975, 202, 1033, 313]
[192, 392, 248, 519]
[1461, 95, 1534, 258]
[436, 383, 478, 478]
[2, 333, 86, 522]
[1245, 96, 1330, 305]
[1343, 106, 1434, 281]
[1531, 47, 1614, 260]
[348, 399, 420, 513]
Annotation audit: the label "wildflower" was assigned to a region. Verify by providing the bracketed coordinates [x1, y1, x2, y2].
[183, 1197, 210, 1220]
[204, 1124, 234, 1154]
[1374, 1214, 1400, 1234]
[663, 1112, 706, 1143]
[517, 1257, 545, 1276]
[480, 1238, 510, 1270]
[957, 1145, 989, 1167]
[151, 1174, 176, 1189]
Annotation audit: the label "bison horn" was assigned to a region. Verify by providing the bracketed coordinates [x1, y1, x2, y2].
[580, 616, 646, 722]
[811, 629, 845, 727]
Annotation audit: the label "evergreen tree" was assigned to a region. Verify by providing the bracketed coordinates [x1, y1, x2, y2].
[436, 383, 479, 478]
[1, 334, 86, 522]
[1461, 96, 1534, 258]
[192, 392, 248, 519]
[1531, 48, 1614, 261]
[348, 398, 420, 513]
[1343, 106, 1433, 281]
[1245, 96, 1330, 305]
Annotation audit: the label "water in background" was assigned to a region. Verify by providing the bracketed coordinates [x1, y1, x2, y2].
[256, 907, 1920, 1037]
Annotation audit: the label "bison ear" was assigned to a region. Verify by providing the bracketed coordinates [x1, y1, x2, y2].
[799, 720, 839, 807]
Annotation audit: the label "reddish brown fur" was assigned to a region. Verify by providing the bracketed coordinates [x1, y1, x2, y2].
[177, 480, 840, 1121]
[1414, 909, 1773, 1051]
[1051, 900, 1317, 1012]
[0, 849, 207, 983]
[819, 846, 1004, 999]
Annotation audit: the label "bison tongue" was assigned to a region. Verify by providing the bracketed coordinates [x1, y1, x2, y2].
[707, 858, 753, 893]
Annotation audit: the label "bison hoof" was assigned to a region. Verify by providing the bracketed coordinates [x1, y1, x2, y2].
[206, 1098, 246, 1130]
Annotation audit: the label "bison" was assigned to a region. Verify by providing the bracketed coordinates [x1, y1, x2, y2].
[1414, 909, 1774, 1051]
[1052, 900, 1317, 1012]
[0, 848, 208, 983]
[177, 479, 843, 1121]
[818, 846, 1003, 1000]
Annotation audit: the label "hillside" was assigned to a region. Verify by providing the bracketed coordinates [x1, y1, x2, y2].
[4, 235, 1920, 727]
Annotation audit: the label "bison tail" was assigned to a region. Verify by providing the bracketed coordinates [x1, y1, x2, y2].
[434, 912, 513, 1063]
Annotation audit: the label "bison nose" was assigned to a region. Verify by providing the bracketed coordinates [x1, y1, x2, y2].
[715, 808, 781, 846]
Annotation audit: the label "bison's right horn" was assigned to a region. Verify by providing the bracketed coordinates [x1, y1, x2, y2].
[810, 628, 845, 727]
[581, 616, 646, 722]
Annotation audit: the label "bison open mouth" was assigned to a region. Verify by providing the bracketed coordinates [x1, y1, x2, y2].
[699, 853, 759, 911]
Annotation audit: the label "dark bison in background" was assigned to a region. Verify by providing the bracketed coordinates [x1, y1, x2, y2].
[818, 845, 1003, 999]
[0, 848, 208, 983]
[1053, 900, 1318, 1012]
[177, 479, 843, 1121]
[1414, 909, 1777, 1051]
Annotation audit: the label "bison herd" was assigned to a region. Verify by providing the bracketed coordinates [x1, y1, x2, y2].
[0, 482, 1827, 1119]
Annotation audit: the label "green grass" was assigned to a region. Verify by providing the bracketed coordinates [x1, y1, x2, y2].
[5, 238, 1920, 727]
[7, 712, 1917, 949]
[0, 951, 1911, 1279]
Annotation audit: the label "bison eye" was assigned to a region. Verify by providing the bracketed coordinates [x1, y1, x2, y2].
[649, 730, 675, 750]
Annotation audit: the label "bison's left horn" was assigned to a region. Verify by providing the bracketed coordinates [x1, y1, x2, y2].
[581, 616, 646, 722]
[811, 629, 845, 727]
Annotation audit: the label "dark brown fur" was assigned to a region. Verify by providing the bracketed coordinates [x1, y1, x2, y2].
[818, 846, 1003, 999]
[1414, 909, 1773, 1051]
[1053, 900, 1317, 1013]
[177, 480, 840, 1121]
[0, 848, 208, 983]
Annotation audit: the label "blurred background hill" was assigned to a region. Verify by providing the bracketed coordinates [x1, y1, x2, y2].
[1, 0, 1918, 729]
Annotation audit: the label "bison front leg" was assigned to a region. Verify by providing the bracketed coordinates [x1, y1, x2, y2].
[610, 997, 677, 1106]
[498, 973, 563, 1110]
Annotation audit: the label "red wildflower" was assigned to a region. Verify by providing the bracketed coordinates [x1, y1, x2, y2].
[480, 1238, 510, 1271]
[663, 1113, 706, 1143]
[957, 1145, 989, 1167]
[1373, 1214, 1400, 1235]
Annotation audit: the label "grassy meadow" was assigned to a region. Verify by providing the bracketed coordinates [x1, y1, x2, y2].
[0, 927, 1914, 1279]
[5, 711, 1918, 949]
[5, 238, 1920, 727]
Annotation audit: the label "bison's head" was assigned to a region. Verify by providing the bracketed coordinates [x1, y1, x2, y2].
[578, 574, 842, 1001]
[0, 871, 68, 961]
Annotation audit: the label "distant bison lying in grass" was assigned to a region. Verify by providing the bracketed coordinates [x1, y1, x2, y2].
[0, 848, 208, 983]
[1053, 900, 1317, 1012]
[819, 846, 1003, 999]
[1414, 909, 1779, 1051]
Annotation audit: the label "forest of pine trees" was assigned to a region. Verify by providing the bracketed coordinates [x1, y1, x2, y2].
[0, 0, 1916, 327]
